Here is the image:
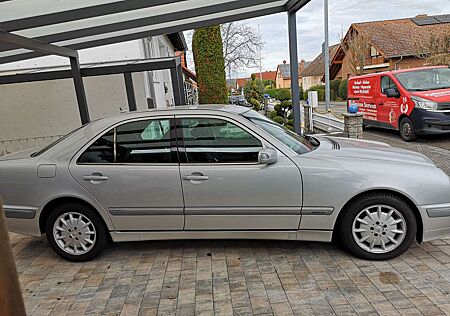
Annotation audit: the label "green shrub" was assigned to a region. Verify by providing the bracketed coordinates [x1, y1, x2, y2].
[339, 79, 348, 100]
[192, 26, 227, 104]
[299, 85, 304, 100]
[305, 85, 325, 101]
[272, 116, 284, 124]
[276, 88, 291, 101]
[265, 88, 278, 99]
[330, 80, 341, 101]
[269, 110, 278, 119]
[250, 98, 261, 111]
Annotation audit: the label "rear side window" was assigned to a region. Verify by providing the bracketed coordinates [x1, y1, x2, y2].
[116, 119, 172, 163]
[381, 76, 399, 95]
[178, 117, 262, 163]
[78, 130, 114, 163]
[78, 119, 173, 164]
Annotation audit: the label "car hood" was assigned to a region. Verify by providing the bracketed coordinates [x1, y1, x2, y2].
[314, 136, 435, 167]
[410, 89, 450, 102]
[0, 148, 36, 161]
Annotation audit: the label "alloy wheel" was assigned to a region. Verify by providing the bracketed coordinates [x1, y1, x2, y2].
[352, 205, 406, 254]
[53, 212, 97, 255]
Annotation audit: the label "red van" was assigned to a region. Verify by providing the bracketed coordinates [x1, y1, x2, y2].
[347, 66, 450, 141]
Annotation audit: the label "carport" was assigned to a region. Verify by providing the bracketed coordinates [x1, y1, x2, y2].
[0, 0, 310, 133]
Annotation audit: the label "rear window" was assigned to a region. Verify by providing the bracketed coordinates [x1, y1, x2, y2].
[30, 125, 86, 157]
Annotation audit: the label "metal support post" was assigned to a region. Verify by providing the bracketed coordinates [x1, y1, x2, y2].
[124, 72, 137, 111]
[324, 0, 331, 111]
[288, 11, 301, 134]
[70, 56, 90, 124]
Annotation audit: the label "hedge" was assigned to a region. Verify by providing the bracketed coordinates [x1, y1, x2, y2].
[192, 26, 228, 104]
[339, 79, 348, 100]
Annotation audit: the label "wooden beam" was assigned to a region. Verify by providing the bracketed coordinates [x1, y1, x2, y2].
[0, 203, 26, 316]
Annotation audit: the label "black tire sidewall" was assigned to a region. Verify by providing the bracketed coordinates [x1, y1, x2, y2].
[45, 203, 107, 262]
[399, 117, 417, 142]
[339, 194, 417, 260]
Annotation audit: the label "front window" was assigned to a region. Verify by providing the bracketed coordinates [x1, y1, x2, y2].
[242, 110, 314, 155]
[178, 118, 262, 163]
[395, 67, 450, 92]
[380, 76, 399, 95]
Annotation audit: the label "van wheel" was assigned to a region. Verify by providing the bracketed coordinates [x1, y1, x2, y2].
[399, 117, 417, 141]
[338, 193, 417, 260]
[45, 203, 107, 261]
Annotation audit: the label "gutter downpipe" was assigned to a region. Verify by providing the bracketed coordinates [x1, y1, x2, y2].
[394, 55, 404, 70]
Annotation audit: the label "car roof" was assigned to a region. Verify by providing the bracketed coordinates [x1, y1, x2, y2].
[84, 104, 252, 132]
[349, 66, 448, 80]
[118, 104, 249, 117]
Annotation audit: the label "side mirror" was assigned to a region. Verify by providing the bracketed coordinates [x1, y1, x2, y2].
[385, 88, 400, 98]
[258, 148, 278, 165]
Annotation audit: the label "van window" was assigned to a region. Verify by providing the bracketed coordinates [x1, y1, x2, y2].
[380, 76, 399, 95]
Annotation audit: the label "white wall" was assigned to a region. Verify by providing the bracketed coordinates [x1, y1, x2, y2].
[140, 37, 176, 108]
[0, 36, 178, 142]
[0, 73, 149, 141]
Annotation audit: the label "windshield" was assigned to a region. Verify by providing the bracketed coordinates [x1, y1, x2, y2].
[241, 110, 314, 154]
[395, 67, 450, 91]
[30, 124, 87, 157]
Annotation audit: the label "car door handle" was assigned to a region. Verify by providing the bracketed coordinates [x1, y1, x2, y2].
[182, 174, 209, 181]
[83, 174, 109, 181]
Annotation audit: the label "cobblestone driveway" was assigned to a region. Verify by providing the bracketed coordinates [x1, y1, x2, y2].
[10, 232, 450, 316]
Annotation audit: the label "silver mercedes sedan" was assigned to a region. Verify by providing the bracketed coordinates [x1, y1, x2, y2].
[1, 105, 450, 261]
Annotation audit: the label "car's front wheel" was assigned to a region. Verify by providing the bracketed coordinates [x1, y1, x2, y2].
[339, 193, 417, 260]
[399, 117, 417, 141]
[45, 203, 107, 261]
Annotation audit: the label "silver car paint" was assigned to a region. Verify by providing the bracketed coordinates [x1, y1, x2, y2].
[1, 105, 450, 244]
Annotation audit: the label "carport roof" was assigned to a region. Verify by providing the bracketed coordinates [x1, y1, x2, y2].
[0, 0, 310, 64]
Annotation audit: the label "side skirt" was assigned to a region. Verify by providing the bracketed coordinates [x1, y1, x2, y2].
[110, 230, 333, 243]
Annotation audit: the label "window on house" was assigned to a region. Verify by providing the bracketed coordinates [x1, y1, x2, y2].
[370, 46, 380, 58]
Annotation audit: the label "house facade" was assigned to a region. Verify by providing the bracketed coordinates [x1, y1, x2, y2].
[330, 14, 450, 80]
[300, 44, 339, 90]
[275, 60, 309, 89]
[0, 33, 192, 154]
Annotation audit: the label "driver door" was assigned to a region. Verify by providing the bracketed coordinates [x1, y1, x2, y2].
[176, 115, 303, 230]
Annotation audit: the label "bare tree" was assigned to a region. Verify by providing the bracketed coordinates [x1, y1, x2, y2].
[415, 34, 450, 66]
[221, 22, 263, 78]
[340, 30, 369, 76]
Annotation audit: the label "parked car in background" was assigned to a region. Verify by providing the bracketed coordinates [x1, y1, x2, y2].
[1, 105, 450, 261]
[229, 95, 249, 107]
[348, 66, 450, 141]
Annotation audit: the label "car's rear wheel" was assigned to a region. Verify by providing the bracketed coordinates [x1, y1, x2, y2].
[45, 203, 107, 261]
[399, 117, 417, 142]
[339, 193, 417, 260]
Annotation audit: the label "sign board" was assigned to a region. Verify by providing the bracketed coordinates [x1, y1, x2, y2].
[308, 91, 318, 108]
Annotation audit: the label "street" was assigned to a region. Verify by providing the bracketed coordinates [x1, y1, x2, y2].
[316, 102, 450, 175]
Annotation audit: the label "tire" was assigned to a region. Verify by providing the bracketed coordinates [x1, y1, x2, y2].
[338, 193, 417, 260]
[399, 117, 417, 142]
[45, 203, 107, 262]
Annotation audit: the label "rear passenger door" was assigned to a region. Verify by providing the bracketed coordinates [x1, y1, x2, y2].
[69, 116, 185, 231]
[176, 115, 303, 231]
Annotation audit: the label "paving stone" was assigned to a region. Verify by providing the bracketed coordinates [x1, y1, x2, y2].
[9, 233, 450, 316]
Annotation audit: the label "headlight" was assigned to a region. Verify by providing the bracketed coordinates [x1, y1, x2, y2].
[411, 96, 438, 111]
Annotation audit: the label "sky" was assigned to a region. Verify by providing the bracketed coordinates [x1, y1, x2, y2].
[186, 0, 449, 78]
